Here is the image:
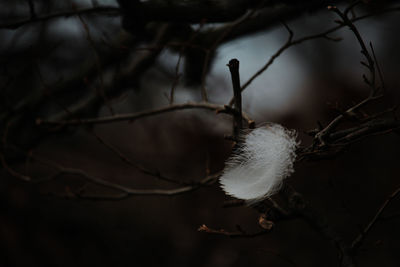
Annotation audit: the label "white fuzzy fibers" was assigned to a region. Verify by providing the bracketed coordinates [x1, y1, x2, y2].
[220, 124, 298, 202]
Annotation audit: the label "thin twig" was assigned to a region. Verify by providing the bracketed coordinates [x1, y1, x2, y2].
[0, 6, 120, 30]
[77, 13, 114, 115]
[330, 6, 376, 95]
[200, 9, 255, 102]
[351, 186, 400, 251]
[0, 152, 31, 181]
[0, 121, 31, 181]
[227, 6, 400, 106]
[281, 184, 355, 267]
[314, 6, 383, 145]
[369, 42, 385, 92]
[315, 95, 382, 145]
[198, 224, 270, 238]
[36, 102, 254, 126]
[24, 151, 221, 197]
[91, 130, 193, 185]
[169, 25, 203, 104]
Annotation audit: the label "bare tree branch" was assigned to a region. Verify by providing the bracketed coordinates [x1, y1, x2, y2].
[227, 59, 243, 141]
[351, 186, 400, 251]
[91, 130, 193, 185]
[228, 5, 400, 106]
[198, 224, 271, 238]
[0, 6, 120, 30]
[36, 102, 254, 127]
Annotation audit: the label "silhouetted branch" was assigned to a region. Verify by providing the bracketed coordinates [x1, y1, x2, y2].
[91, 130, 192, 185]
[36, 102, 254, 127]
[0, 152, 31, 181]
[227, 59, 243, 141]
[281, 185, 355, 267]
[314, 6, 385, 145]
[0, 6, 120, 30]
[228, 5, 400, 105]
[198, 224, 271, 238]
[352, 186, 400, 251]
[24, 152, 221, 198]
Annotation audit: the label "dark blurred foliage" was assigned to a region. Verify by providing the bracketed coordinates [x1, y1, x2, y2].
[1, 1, 400, 266]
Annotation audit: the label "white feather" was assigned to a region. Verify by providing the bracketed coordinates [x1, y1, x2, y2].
[219, 124, 298, 202]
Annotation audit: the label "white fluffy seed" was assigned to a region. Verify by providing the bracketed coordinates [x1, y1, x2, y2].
[219, 124, 298, 202]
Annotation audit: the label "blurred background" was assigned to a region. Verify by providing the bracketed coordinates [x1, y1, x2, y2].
[1, 0, 400, 266]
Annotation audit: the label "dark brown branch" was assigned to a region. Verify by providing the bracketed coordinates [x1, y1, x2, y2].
[314, 6, 385, 145]
[2, 141, 221, 198]
[77, 13, 115, 115]
[234, 21, 294, 103]
[0, 152, 31, 181]
[328, 118, 400, 143]
[58, 167, 219, 197]
[27, 0, 36, 19]
[46, 23, 170, 124]
[121, 0, 400, 26]
[198, 224, 271, 238]
[298, 117, 400, 161]
[227, 59, 243, 141]
[227, 18, 335, 106]
[126, 0, 260, 24]
[329, 6, 376, 95]
[26, 152, 221, 197]
[36, 102, 254, 127]
[200, 10, 254, 101]
[91, 130, 192, 185]
[370, 42, 385, 92]
[281, 185, 355, 267]
[222, 199, 246, 208]
[0, 6, 120, 30]
[351, 186, 400, 251]
[169, 24, 204, 104]
[228, 5, 400, 106]
[314, 95, 383, 145]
